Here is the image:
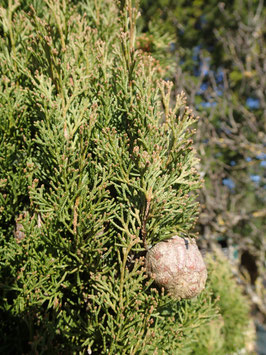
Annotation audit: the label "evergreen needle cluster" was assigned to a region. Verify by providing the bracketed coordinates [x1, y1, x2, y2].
[0, 0, 251, 353]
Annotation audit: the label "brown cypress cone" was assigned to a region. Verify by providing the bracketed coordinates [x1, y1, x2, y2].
[146, 236, 207, 299]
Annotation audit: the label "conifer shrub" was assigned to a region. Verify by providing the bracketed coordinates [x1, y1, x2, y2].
[139, 0, 266, 321]
[205, 250, 254, 354]
[0, 0, 252, 353]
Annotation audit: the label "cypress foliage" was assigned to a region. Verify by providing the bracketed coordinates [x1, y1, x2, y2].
[139, 0, 265, 320]
[0, 0, 252, 353]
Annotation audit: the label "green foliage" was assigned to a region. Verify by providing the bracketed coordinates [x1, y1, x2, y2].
[139, 0, 266, 320]
[205, 250, 253, 354]
[0, 0, 252, 353]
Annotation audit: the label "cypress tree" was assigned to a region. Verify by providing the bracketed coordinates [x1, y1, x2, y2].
[0, 1, 252, 353]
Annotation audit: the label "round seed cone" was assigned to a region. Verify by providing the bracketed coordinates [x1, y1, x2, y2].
[146, 236, 207, 299]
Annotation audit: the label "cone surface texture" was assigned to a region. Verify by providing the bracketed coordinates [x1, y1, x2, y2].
[146, 236, 207, 298]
